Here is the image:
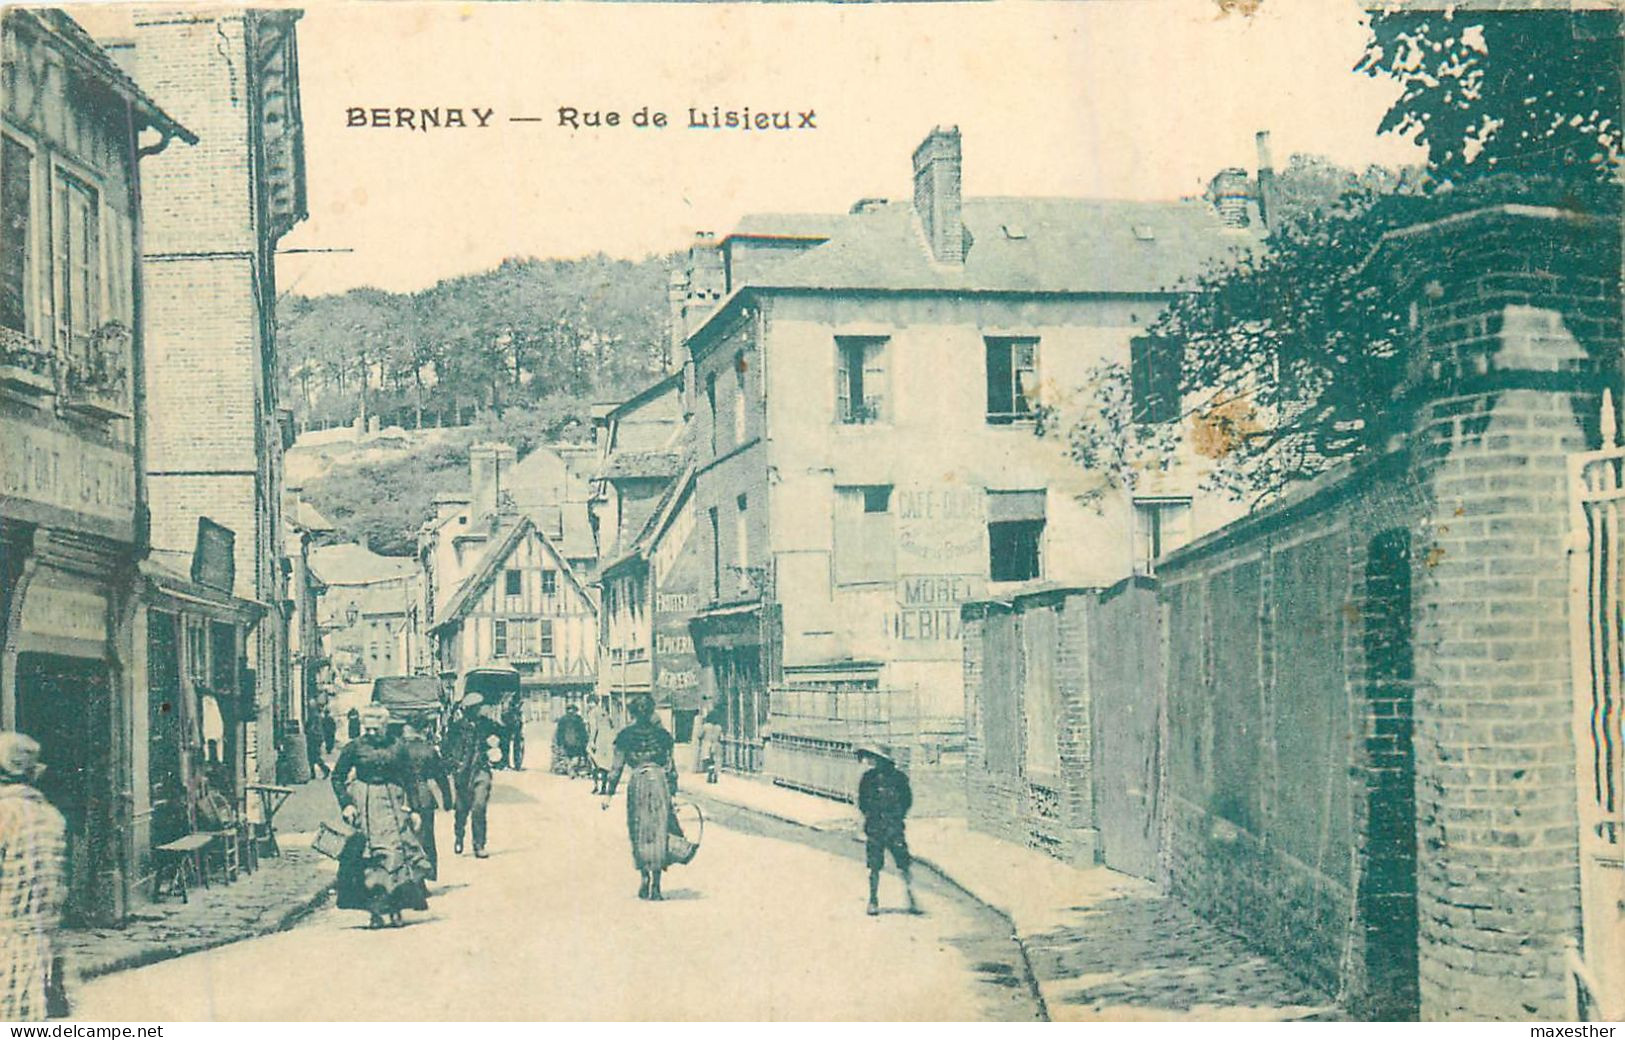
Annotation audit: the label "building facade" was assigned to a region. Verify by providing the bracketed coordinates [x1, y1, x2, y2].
[599, 467, 705, 740]
[310, 542, 419, 685]
[0, 8, 191, 922]
[682, 126, 1253, 775]
[94, 7, 308, 784]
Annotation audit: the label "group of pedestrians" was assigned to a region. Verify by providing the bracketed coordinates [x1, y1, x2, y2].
[322, 691, 505, 929]
[550, 695, 621, 794]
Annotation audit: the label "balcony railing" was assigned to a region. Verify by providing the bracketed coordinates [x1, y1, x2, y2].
[839, 399, 883, 425]
[62, 322, 131, 419]
[0, 326, 54, 395]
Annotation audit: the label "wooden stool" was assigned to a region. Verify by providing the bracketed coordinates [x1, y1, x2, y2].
[152, 834, 214, 903]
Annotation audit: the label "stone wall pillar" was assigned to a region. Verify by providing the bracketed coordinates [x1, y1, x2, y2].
[1387, 206, 1620, 1019]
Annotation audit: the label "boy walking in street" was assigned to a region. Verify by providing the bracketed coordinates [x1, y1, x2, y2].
[855, 743, 920, 917]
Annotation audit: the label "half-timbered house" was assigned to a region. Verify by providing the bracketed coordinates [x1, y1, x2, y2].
[429, 515, 597, 715]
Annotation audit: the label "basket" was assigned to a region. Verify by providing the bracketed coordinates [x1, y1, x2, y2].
[666, 799, 704, 867]
[312, 819, 360, 860]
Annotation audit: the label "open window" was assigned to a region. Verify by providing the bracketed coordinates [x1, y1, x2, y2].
[1130, 336, 1182, 424]
[988, 490, 1045, 582]
[836, 336, 888, 425]
[986, 337, 1039, 424]
[1133, 497, 1192, 574]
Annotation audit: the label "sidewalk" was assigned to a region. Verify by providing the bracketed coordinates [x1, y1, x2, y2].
[58, 777, 341, 983]
[685, 771, 1343, 1022]
[57, 847, 334, 982]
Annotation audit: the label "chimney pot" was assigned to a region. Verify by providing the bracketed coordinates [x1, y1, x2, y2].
[469, 442, 518, 522]
[1255, 131, 1277, 231]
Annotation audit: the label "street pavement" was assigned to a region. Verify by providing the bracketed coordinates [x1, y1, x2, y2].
[74, 763, 1039, 1021]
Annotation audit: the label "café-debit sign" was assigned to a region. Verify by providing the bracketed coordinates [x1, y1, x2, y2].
[0, 417, 136, 541]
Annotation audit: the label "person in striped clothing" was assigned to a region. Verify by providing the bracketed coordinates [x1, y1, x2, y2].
[0, 732, 66, 1022]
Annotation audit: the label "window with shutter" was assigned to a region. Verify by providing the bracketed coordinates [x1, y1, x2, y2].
[988, 490, 1046, 582]
[834, 485, 896, 585]
[1, 136, 32, 335]
[836, 336, 888, 424]
[986, 337, 1039, 423]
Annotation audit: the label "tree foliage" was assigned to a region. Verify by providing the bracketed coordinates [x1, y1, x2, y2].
[278, 253, 676, 432]
[1357, 8, 1622, 185]
[1061, 8, 1622, 507]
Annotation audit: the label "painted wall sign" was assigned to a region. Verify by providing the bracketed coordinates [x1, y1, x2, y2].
[894, 486, 984, 570]
[0, 417, 135, 534]
[883, 573, 982, 644]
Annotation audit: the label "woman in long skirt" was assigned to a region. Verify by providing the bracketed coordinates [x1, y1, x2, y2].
[331, 706, 432, 928]
[602, 694, 678, 900]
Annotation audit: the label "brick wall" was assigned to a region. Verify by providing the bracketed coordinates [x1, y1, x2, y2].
[122, 12, 299, 782]
[962, 582, 1159, 870]
[962, 205, 1618, 1022]
[1394, 208, 1619, 1020]
[1156, 457, 1426, 1014]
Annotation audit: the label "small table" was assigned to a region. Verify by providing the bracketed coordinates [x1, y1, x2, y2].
[245, 783, 295, 858]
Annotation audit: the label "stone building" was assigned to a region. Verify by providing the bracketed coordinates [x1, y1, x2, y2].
[599, 466, 704, 741]
[310, 542, 419, 685]
[677, 126, 1254, 779]
[90, 7, 308, 784]
[0, 8, 192, 922]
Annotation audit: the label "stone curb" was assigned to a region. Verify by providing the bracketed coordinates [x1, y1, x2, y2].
[74, 877, 335, 982]
[687, 790, 1051, 1022]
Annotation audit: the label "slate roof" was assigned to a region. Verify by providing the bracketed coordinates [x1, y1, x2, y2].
[730, 212, 846, 240]
[9, 9, 197, 144]
[601, 465, 695, 579]
[290, 499, 336, 534]
[739, 197, 1258, 296]
[308, 543, 416, 585]
[597, 450, 684, 480]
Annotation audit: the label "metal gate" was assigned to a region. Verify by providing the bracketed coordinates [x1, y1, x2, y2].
[1565, 390, 1625, 1020]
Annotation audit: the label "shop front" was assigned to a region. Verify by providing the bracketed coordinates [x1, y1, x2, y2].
[135, 528, 264, 888]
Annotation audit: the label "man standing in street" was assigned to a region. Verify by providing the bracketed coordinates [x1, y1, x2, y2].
[500, 694, 525, 771]
[0, 732, 67, 1021]
[397, 719, 453, 880]
[446, 693, 498, 858]
[855, 743, 920, 917]
[554, 703, 588, 777]
[305, 713, 330, 780]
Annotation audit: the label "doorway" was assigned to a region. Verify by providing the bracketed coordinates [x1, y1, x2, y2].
[1359, 529, 1420, 1019]
[14, 651, 114, 925]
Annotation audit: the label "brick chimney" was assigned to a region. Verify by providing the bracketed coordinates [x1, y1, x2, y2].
[1208, 167, 1252, 228]
[913, 126, 965, 264]
[468, 442, 517, 522]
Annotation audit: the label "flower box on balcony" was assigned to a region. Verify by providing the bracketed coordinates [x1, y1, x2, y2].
[0, 327, 54, 396]
[62, 322, 132, 420]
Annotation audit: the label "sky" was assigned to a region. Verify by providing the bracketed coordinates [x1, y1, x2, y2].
[183, 0, 1424, 297]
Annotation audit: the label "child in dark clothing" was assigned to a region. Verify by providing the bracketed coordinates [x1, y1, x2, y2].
[855, 743, 921, 916]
